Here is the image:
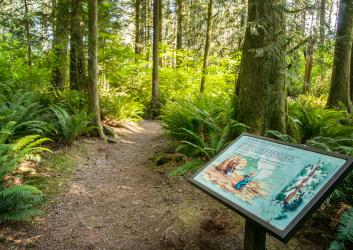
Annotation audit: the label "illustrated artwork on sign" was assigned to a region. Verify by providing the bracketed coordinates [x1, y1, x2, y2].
[193, 135, 347, 231]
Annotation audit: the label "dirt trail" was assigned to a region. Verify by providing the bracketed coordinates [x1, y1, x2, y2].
[1, 121, 327, 250]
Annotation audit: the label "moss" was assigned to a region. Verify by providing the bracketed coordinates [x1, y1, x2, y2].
[23, 150, 78, 199]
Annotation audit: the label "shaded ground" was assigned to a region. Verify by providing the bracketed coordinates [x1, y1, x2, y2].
[0, 121, 329, 249]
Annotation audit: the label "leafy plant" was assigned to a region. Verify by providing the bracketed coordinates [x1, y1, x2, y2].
[161, 95, 248, 159]
[100, 93, 144, 122]
[169, 159, 204, 177]
[0, 128, 51, 223]
[49, 105, 92, 144]
[329, 208, 353, 250]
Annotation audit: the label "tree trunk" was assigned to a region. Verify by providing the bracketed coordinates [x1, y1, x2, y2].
[158, 0, 163, 66]
[135, 0, 141, 54]
[70, 0, 86, 90]
[350, 42, 353, 101]
[87, 0, 104, 138]
[200, 0, 213, 93]
[151, 0, 160, 118]
[51, 0, 70, 89]
[303, 36, 315, 94]
[319, 0, 326, 45]
[24, 0, 32, 67]
[327, 0, 353, 110]
[176, 0, 183, 67]
[237, 0, 287, 135]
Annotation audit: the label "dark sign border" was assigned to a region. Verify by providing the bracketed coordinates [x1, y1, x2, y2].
[189, 133, 353, 243]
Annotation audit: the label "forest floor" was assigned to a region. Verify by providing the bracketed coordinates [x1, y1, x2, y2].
[0, 120, 331, 250]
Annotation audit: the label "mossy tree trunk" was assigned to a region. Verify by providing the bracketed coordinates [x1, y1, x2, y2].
[70, 0, 86, 90]
[51, 0, 70, 89]
[303, 36, 315, 94]
[350, 42, 353, 101]
[176, 0, 183, 67]
[327, 0, 353, 110]
[151, 0, 160, 118]
[24, 0, 32, 67]
[237, 0, 287, 135]
[135, 0, 141, 54]
[88, 0, 104, 138]
[200, 0, 213, 93]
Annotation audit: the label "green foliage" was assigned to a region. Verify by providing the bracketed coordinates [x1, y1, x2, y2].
[0, 84, 49, 138]
[288, 98, 353, 143]
[100, 91, 144, 122]
[169, 159, 204, 177]
[161, 94, 248, 159]
[329, 208, 353, 250]
[49, 105, 92, 144]
[0, 185, 43, 223]
[0, 127, 50, 223]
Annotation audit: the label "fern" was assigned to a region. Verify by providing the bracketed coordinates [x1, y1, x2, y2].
[49, 105, 92, 144]
[329, 208, 353, 250]
[0, 185, 43, 223]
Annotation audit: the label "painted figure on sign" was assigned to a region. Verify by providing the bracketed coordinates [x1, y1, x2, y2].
[215, 156, 241, 176]
[234, 172, 256, 190]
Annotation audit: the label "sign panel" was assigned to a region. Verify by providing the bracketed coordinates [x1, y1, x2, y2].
[190, 133, 353, 242]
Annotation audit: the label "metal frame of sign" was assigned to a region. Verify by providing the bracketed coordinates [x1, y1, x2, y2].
[189, 133, 353, 243]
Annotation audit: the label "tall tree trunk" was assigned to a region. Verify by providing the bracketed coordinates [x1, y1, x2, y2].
[87, 0, 104, 138]
[320, 0, 326, 45]
[70, 0, 86, 90]
[135, 0, 141, 54]
[176, 0, 183, 67]
[158, 0, 163, 66]
[303, 36, 315, 94]
[51, 0, 70, 89]
[350, 42, 353, 101]
[151, 0, 160, 118]
[24, 0, 32, 67]
[237, 0, 287, 135]
[327, 0, 353, 110]
[200, 0, 213, 93]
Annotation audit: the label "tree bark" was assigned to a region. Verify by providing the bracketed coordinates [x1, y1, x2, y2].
[135, 0, 141, 54]
[51, 0, 70, 89]
[70, 0, 86, 90]
[158, 0, 163, 66]
[175, 0, 183, 67]
[87, 0, 104, 138]
[303, 36, 315, 94]
[151, 0, 160, 118]
[350, 42, 353, 101]
[24, 0, 32, 67]
[327, 0, 353, 110]
[237, 0, 287, 135]
[200, 0, 213, 93]
[319, 0, 326, 45]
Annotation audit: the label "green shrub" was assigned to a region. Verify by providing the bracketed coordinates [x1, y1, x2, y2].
[329, 208, 353, 250]
[100, 92, 144, 122]
[161, 95, 248, 159]
[0, 85, 48, 137]
[0, 130, 50, 223]
[49, 105, 92, 144]
[288, 98, 353, 143]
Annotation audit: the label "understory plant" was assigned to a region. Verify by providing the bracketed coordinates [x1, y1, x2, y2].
[100, 92, 144, 122]
[0, 124, 51, 223]
[329, 208, 353, 250]
[161, 94, 248, 160]
[49, 105, 92, 145]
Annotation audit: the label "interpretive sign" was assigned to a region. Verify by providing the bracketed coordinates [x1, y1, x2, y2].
[190, 133, 353, 243]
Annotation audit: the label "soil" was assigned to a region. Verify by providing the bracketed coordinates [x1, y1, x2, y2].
[0, 121, 330, 250]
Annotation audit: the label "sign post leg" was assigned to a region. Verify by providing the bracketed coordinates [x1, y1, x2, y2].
[243, 219, 266, 250]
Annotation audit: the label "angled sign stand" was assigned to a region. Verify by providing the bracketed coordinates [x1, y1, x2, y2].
[189, 133, 353, 249]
